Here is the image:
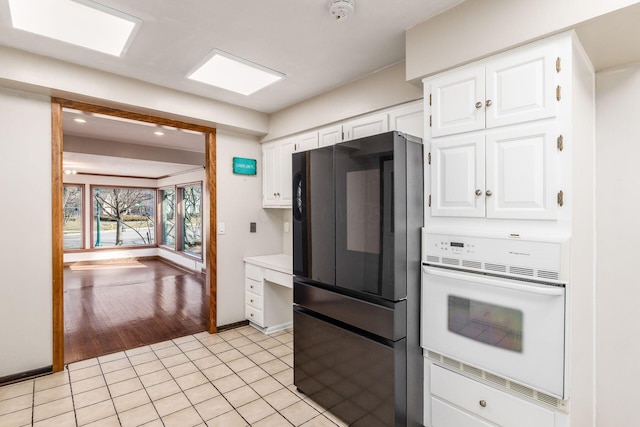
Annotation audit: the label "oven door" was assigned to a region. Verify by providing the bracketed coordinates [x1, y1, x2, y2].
[421, 266, 566, 398]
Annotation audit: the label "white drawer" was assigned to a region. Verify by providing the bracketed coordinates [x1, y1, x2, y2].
[432, 396, 493, 427]
[264, 269, 292, 288]
[245, 263, 264, 282]
[431, 365, 555, 427]
[245, 305, 264, 326]
[246, 291, 263, 310]
[245, 278, 263, 296]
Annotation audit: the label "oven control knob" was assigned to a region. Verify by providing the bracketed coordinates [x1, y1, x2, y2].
[479, 400, 487, 408]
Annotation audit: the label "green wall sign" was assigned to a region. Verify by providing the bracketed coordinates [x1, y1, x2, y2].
[233, 157, 257, 175]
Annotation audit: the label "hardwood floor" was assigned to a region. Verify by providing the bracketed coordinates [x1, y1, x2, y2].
[63, 258, 208, 364]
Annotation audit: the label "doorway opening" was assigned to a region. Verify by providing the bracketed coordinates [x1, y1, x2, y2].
[51, 99, 218, 370]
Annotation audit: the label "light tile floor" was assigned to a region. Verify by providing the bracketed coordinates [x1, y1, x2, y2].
[0, 326, 348, 427]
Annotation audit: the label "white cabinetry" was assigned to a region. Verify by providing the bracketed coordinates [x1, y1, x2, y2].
[389, 100, 424, 139]
[293, 130, 319, 152]
[425, 36, 565, 221]
[318, 124, 343, 147]
[430, 43, 558, 138]
[430, 365, 556, 427]
[244, 255, 293, 334]
[342, 111, 388, 141]
[431, 123, 559, 220]
[262, 138, 293, 208]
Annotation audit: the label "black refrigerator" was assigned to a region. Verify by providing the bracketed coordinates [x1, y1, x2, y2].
[292, 131, 423, 426]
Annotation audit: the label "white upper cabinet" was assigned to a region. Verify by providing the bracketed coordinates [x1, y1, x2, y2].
[430, 67, 485, 137]
[342, 112, 389, 141]
[485, 44, 558, 129]
[293, 130, 319, 153]
[431, 123, 559, 220]
[318, 124, 343, 147]
[262, 138, 293, 208]
[389, 100, 424, 139]
[429, 42, 558, 138]
[431, 133, 485, 218]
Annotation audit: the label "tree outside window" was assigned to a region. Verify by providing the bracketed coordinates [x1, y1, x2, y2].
[63, 184, 83, 250]
[92, 186, 155, 247]
[160, 188, 176, 248]
[181, 184, 202, 256]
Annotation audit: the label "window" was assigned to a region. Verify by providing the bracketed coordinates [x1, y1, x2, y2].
[92, 186, 155, 248]
[159, 188, 176, 248]
[180, 184, 202, 256]
[63, 184, 83, 250]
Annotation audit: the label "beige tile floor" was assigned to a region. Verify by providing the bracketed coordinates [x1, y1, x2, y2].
[0, 326, 348, 427]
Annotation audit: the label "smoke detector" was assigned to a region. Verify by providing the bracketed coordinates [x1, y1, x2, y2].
[329, 0, 355, 21]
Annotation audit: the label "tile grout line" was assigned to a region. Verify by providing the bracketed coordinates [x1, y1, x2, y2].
[30, 379, 35, 427]
[94, 356, 126, 427]
[124, 346, 167, 427]
[65, 365, 79, 427]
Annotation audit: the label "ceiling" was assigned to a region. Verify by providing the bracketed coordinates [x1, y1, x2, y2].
[0, 0, 464, 114]
[0, 0, 464, 177]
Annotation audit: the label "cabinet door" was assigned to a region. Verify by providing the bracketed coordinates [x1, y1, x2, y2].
[262, 142, 280, 207]
[342, 112, 388, 141]
[431, 134, 485, 218]
[318, 125, 342, 147]
[279, 139, 294, 206]
[389, 101, 424, 139]
[431, 397, 493, 427]
[485, 124, 558, 220]
[430, 67, 485, 137]
[294, 131, 318, 152]
[485, 44, 558, 129]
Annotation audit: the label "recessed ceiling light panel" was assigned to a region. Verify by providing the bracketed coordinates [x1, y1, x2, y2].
[187, 49, 285, 96]
[8, 0, 140, 57]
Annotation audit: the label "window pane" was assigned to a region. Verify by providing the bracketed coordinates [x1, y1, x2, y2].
[160, 188, 175, 248]
[92, 187, 155, 247]
[448, 295, 523, 352]
[182, 184, 202, 256]
[63, 185, 83, 249]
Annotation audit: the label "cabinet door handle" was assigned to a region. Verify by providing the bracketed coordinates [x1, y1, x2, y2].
[250, 299, 253, 303]
[250, 313, 254, 317]
[479, 400, 487, 408]
[250, 285, 253, 289]
[475, 101, 482, 109]
[486, 190, 493, 197]
[485, 99, 492, 107]
[475, 189, 482, 196]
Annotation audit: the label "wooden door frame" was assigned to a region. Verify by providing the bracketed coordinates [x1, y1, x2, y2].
[51, 98, 217, 372]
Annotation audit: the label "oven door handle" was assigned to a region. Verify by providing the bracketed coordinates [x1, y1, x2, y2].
[422, 266, 565, 297]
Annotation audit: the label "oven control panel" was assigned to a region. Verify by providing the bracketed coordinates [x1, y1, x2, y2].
[422, 229, 569, 282]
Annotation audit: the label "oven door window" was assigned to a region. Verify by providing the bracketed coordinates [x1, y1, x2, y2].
[448, 295, 523, 352]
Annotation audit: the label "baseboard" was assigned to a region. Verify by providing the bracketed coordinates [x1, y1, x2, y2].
[0, 365, 53, 386]
[217, 320, 250, 332]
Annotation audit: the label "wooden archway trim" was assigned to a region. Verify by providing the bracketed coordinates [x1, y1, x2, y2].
[51, 98, 217, 372]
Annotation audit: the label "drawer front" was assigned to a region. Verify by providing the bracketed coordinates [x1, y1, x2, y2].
[264, 269, 292, 288]
[245, 263, 264, 282]
[246, 291, 263, 310]
[432, 397, 493, 427]
[245, 278, 263, 296]
[245, 305, 264, 326]
[431, 365, 554, 427]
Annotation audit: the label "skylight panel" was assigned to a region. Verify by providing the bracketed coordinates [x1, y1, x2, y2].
[8, 0, 139, 57]
[187, 49, 285, 96]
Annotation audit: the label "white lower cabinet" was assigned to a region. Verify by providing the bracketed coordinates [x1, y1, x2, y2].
[430, 365, 555, 427]
[243, 255, 293, 334]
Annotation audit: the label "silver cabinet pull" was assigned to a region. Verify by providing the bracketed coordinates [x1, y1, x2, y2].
[486, 190, 493, 197]
[475, 189, 482, 196]
[475, 102, 482, 109]
[479, 400, 487, 408]
[485, 99, 492, 107]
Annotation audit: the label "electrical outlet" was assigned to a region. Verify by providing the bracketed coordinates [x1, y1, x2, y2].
[218, 222, 225, 235]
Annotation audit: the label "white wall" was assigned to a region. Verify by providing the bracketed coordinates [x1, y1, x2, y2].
[0, 88, 53, 377]
[406, 0, 638, 80]
[594, 63, 640, 427]
[266, 62, 422, 141]
[216, 130, 284, 325]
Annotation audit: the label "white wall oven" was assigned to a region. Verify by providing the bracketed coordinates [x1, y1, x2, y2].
[421, 229, 569, 400]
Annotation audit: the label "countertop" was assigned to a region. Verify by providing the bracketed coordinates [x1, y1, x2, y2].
[243, 254, 292, 275]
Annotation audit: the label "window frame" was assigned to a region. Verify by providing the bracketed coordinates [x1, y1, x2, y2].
[157, 186, 177, 250]
[178, 181, 203, 259]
